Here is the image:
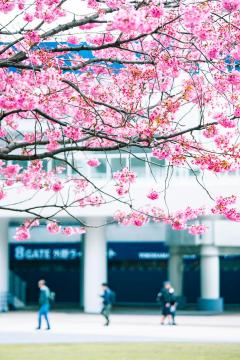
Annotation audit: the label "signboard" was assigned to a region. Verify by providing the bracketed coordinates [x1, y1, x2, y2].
[107, 242, 169, 261]
[10, 241, 170, 262]
[10, 243, 82, 261]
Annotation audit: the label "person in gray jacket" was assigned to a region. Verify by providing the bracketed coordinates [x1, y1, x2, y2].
[36, 279, 51, 330]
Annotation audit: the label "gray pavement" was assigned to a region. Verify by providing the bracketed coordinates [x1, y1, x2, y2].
[0, 311, 240, 344]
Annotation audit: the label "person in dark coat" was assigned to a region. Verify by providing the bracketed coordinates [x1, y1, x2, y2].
[36, 279, 51, 330]
[157, 281, 177, 325]
[100, 283, 114, 326]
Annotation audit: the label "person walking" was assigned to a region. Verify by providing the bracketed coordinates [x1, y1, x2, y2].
[100, 283, 115, 326]
[157, 281, 177, 325]
[169, 287, 177, 325]
[36, 279, 51, 330]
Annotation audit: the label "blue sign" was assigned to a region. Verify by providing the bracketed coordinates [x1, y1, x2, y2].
[10, 241, 170, 262]
[107, 242, 169, 261]
[10, 243, 82, 261]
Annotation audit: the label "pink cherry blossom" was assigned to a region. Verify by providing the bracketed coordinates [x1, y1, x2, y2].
[51, 181, 63, 192]
[47, 222, 61, 234]
[62, 226, 74, 236]
[222, 0, 240, 12]
[87, 159, 101, 167]
[0, 0, 15, 13]
[147, 190, 159, 200]
[24, 31, 41, 45]
[0, 187, 5, 200]
[1, 164, 21, 178]
[23, 13, 34, 22]
[0, 128, 6, 137]
[67, 36, 79, 44]
[188, 224, 207, 235]
[14, 226, 30, 241]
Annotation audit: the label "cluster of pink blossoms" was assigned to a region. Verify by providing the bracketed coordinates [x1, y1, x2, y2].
[109, 3, 164, 33]
[168, 207, 206, 233]
[24, 31, 41, 45]
[14, 219, 40, 241]
[0, 164, 21, 186]
[214, 114, 237, 128]
[64, 126, 83, 141]
[114, 206, 207, 235]
[194, 155, 234, 173]
[114, 210, 149, 227]
[87, 159, 101, 167]
[188, 224, 207, 236]
[0, 0, 240, 238]
[203, 125, 219, 138]
[0, 159, 68, 194]
[14, 226, 31, 241]
[222, 0, 240, 12]
[0, 0, 16, 13]
[78, 194, 105, 207]
[0, 187, 5, 200]
[211, 196, 240, 222]
[14, 219, 85, 240]
[113, 167, 137, 196]
[47, 223, 86, 237]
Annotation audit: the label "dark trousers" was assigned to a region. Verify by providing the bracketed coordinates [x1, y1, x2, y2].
[38, 304, 50, 329]
[101, 304, 112, 324]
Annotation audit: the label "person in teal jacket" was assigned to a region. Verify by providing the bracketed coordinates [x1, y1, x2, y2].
[36, 279, 51, 330]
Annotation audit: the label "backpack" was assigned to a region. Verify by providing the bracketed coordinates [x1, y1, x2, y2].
[109, 290, 116, 305]
[156, 292, 162, 303]
[48, 291, 56, 303]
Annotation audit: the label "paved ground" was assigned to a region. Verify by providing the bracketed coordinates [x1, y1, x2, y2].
[0, 311, 240, 344]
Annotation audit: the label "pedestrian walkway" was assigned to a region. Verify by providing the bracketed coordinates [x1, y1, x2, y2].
[0, 311, 240, 344]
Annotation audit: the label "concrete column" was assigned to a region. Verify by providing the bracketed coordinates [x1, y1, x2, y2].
[0, 219, 9, 312]
[168, 247, 183, 297]
[198, 245, 223, 312]
[168, 246, 186, 308]
[83, 218, 107, 313]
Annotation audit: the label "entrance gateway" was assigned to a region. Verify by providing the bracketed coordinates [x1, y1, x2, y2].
[9, 242, 240, 306]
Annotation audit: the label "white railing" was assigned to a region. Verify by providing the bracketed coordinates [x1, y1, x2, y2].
[6, 153, 240, 181]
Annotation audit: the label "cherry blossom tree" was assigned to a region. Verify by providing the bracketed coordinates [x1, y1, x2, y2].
[0, 0, 240, 239]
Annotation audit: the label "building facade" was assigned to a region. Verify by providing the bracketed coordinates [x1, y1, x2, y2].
[1, 214, 240, 313]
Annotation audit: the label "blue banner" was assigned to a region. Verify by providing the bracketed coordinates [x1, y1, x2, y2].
[10, 243, 82, 261]
[10, 241, 169, 262]
[107, 242, 169, 261]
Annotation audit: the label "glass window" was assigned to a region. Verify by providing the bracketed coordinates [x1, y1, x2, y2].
[130, 157, 146, 177]
[149, 157, 165, 178]
[71, 158, 84, 176]
[41, 160, 49, 172]
[52, 159, 67, 177]
[90, 159, 107, 178]
[12, 159, 28, 170]
[110, 157, 127, 174]
[188, 168, 201, 177]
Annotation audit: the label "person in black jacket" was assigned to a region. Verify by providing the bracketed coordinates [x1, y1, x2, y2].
[157, 281, 177, 325]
